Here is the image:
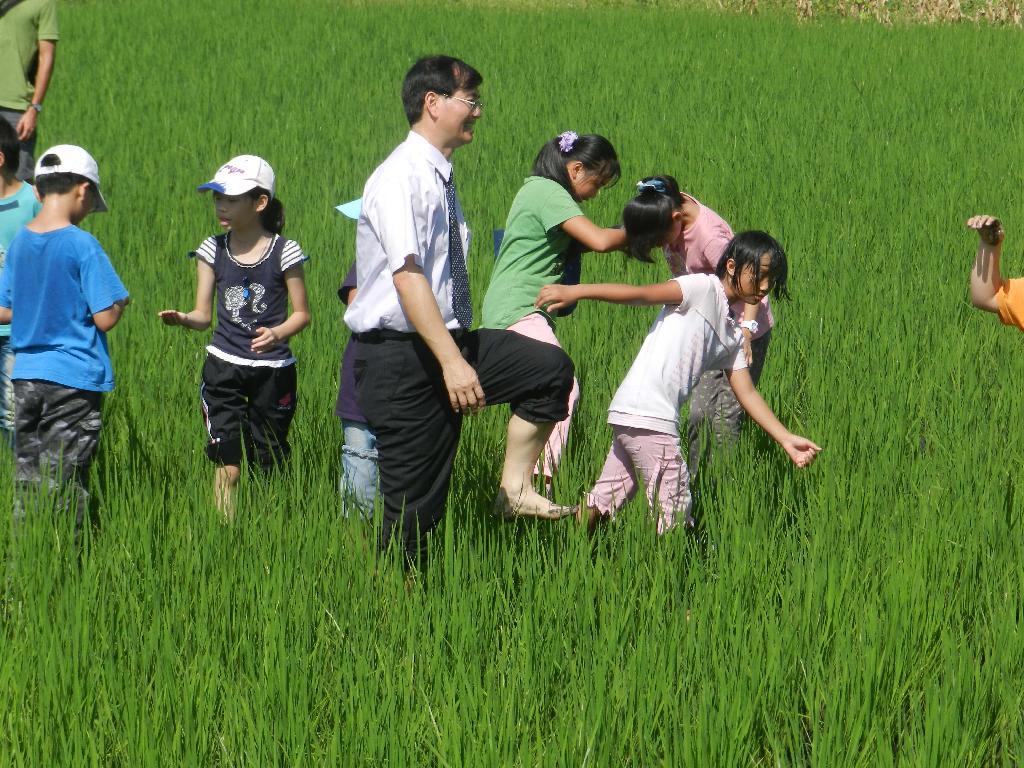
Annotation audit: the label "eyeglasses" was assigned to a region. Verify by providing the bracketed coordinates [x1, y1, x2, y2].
[442, 93, 485, 112]
[636, 178, 668, 194]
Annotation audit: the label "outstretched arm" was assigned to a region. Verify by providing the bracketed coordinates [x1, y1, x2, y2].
[158, 260, 215, 330]
[966, 215, 1005, 314]
[536, 280, 682, 313]
[561, 216, 627, 253]
[727, 367, 821, 468]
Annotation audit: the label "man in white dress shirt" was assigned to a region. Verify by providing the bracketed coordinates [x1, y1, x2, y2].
[345, 55, 575, 565]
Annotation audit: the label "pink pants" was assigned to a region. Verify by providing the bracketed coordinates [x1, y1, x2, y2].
[586, 426, 693, 534]
[507, 312, 580, 478]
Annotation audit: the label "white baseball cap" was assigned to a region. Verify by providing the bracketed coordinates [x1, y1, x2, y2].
[197, 155, 275, 197]
[34, 144, 108, 212]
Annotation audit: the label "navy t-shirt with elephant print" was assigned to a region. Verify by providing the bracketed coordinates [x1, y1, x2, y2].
[190, 233, 307, 365]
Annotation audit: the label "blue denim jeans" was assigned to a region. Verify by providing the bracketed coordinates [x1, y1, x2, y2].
[340, 418, 378, 518]
[0, 335, 14, 449]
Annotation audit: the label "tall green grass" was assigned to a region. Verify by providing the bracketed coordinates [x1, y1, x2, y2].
[0, 1, 1022, 764]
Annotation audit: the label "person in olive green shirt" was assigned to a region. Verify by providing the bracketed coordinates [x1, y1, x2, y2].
[0, 0, 58, 181]
[481, 131, 628, 490]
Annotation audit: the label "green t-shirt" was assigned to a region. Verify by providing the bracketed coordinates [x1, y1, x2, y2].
[481, 176, 583, 329]
[0, 0, 58, 112]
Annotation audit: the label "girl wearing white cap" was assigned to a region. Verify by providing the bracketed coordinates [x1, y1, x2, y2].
[158, 155, 310, 519]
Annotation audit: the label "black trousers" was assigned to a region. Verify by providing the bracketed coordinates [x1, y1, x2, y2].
[200, 355, 297, 470]
[353, 328, 574, 564]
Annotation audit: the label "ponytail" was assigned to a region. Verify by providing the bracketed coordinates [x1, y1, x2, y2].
[622, 175, 684, 264]
[249, 187, 285, 234]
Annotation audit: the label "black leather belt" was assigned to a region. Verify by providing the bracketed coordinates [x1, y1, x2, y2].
[353, 329, 417, 343]
[353, 329, 468, 343]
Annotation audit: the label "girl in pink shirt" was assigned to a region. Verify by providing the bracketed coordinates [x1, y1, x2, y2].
[536, 231, 818, 534]
[624, 175, 786, 476]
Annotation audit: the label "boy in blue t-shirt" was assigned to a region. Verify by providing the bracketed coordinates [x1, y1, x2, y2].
[0, 145, 128, 529]
[0, 120, 41, 448]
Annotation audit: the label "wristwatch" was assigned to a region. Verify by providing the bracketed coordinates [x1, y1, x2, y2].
[30, 103, 42, 113]
[739, 319, 759, 334]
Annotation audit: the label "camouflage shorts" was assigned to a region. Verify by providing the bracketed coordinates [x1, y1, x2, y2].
[687, 330, 772, 474]
[12, 380, 102, 527]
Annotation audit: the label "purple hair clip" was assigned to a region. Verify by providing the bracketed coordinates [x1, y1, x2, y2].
[557, 131, 578, 154]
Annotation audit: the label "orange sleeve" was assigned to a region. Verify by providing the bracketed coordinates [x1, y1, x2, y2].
[996, 279, 1024, 330]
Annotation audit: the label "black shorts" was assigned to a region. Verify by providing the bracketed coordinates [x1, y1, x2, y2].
[199, 355, 297, 470]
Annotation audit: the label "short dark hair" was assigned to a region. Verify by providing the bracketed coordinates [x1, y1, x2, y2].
[401, 55, 482, 125]
[0, 119, 18, 174]
[622, 175, 684, 264]
[715, 230, 790, 301]
[531, 133, 620, 202]
[34, 153, 96, 199]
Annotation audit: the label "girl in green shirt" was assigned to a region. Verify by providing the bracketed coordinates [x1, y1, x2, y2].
[482, 132, 631, 500]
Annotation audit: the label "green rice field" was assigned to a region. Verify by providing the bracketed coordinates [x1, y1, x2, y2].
[1, 0, 1023, 764]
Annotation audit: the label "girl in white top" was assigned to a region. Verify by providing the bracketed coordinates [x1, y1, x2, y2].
[624, 175, 781, 476]
[158, 155, 311, 520]
[536, 231, 819, 534]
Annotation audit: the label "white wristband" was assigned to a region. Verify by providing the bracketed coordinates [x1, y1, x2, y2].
[739, 320, 759, 334]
